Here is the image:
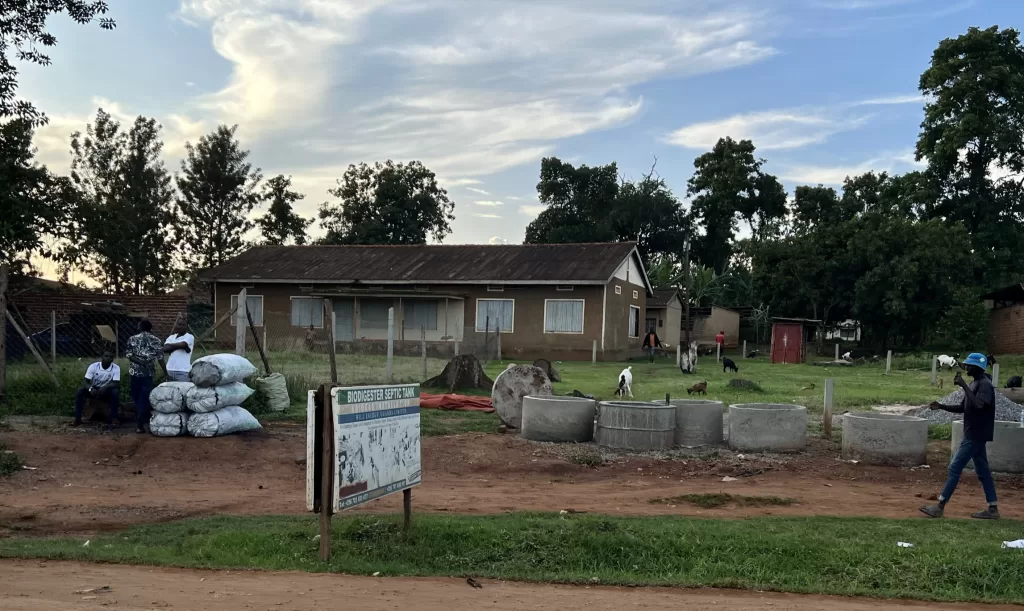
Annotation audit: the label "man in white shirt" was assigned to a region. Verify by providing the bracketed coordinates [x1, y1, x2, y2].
[163, 318, 195, 382]
[73, 350, 121, 427]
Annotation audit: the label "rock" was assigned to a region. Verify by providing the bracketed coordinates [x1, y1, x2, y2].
[908, 387, 1023, 424]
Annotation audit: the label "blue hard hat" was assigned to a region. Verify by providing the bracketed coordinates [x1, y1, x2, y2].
[962, 353, 988, 371]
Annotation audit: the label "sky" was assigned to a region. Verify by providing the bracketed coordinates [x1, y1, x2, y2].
[18, 0, 1024, 261]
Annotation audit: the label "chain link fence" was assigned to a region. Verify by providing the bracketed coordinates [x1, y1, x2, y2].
[1, 300, 504, 418]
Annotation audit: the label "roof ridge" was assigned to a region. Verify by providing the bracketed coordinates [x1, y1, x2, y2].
[250, 242, 636, 249]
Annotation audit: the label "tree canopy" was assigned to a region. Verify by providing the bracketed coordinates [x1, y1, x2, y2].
[318, 160, 454, 245]
[257, 175, 310, 246]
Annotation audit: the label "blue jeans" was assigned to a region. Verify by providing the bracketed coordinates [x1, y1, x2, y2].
[130, 375, 154, 429]
[647, 347, 656, 361]
[941, 438, 998, 506]
[75, 386, 120, 424]
[166, 371, 190, 382]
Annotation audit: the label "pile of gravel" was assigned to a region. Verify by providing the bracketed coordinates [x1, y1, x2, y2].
[908, 389, 1023, 424]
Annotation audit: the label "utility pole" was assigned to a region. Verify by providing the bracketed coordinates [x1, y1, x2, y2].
[683, 239, 691, 352]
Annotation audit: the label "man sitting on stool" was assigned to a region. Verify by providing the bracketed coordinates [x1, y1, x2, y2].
[73, 350, 121, 428]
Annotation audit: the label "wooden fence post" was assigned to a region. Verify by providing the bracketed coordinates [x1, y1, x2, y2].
[326, 302, 337, 385]
[593, 340, 598, 364]
[421, 326, 427, 381]
[835, 344, 839, 361]
[675, 344, 681, 367]
[930, 356, 937, 385]
[823, 378, 834, 439]
[742, 340, 747, 359]
[386, 307, 394, 384]
[993, 363, 1000, 388]
[235, 289, 247, 356]
[885, 350, 892, 375]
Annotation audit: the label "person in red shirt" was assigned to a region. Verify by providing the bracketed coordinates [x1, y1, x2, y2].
[715, 330, 725, 351]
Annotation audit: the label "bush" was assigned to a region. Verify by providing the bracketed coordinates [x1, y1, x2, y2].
[0, 444, 21, 477]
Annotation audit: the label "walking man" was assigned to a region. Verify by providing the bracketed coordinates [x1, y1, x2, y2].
[73, 350, 121, 428]
[920, 353, 999, 519]
[642, 328, 662, 363]
[163, 318, 195, 382]
[126, 320, 164, 434]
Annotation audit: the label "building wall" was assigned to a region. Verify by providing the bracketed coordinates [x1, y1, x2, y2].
[645, 299, 682, 347]
[989, 305, 1024, 354]
[692, 307, 741, 346]
[11, 290, 187, 337]
[602, 279, 646, 360]
[213, 282, 623, 361]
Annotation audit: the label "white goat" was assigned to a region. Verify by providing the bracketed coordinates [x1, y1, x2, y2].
[616, 366, 633, 398]
[937, 354, 960, 371]
[841, 351, 852, 361]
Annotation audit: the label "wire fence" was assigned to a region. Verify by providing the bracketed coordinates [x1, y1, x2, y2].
[0, 301, 506, 418]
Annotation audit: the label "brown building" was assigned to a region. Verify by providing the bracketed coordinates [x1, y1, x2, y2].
[199, 242, 653, 361]
[984, 283, 1024, 355]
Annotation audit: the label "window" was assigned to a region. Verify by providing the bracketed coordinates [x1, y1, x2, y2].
[556, 285, 574, 292]
[476, 299, 514, 332]
[544, 299, 584, 334]
[628, 306, 640, 338]
[487, 285, 504, 292]
[360, 298, 392, 329]
[403, 299, 438, 331]
[290, 297, 324, 328]
[633, 290, 639, 299]
[645, 317, 657, 333]
[614, 285, 622, 295]
[229, 294, 264, 326]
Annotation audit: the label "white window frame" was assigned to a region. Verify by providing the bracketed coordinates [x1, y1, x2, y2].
[628, 305, 640, 338]
[486, 285, 504, 292]
[614, 285, 622, 295]
[475, 298, 515, 333]
[289, 296, 324, 329]
[230, 294, 264, 327]
[543, 299, 585, 335]
[556, 285, 574, 292]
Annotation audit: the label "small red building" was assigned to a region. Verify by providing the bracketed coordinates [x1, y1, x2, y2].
[770, 318, 819, 364]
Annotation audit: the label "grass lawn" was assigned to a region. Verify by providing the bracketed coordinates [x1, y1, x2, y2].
[2, 513, 1024, 603]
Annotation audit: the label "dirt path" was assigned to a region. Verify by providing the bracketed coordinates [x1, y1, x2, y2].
[2, 560, 1019, 611]
[3, 425, 1024, 536]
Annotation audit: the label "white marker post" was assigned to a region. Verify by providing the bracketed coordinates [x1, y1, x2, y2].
[931, 356, 937, 385]
[823, 378, 835, 439]
[886, 350, 892, 375]
[993, 363, 1000, 388]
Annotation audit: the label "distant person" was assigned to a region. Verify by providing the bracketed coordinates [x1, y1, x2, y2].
[163, 318, 195, 382]
[126, 320, 165, 434]
[642, 328, 662, 363]
[920, 353, 999, 520]
[73, 350, 121, 428]
[715, 330, 725, 353]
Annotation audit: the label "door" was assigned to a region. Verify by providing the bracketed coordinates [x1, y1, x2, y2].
[333, 299, 354, 341]
[772, 323, 802, 364]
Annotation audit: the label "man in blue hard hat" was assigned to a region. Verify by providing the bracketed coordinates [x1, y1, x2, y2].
[920, 353, 999, 520]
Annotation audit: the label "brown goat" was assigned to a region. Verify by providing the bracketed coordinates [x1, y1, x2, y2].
[687, 381, 707, 396]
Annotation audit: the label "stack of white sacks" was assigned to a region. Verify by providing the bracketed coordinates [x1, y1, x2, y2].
[148, 354, 263, 437]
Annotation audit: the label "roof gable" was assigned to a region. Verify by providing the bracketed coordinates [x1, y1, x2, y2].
[201, 242, 641, 285]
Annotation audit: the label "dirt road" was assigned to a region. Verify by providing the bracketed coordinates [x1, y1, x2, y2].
[2, 560, 1019, 611]
[3, 425, 1024, 536]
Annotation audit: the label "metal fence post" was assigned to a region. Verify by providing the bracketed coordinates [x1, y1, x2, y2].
[496, 325, 502, 361]
[386, 307, 394, 384]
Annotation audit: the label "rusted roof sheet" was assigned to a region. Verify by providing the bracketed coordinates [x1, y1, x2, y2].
[648, 289, 680, 308]
[201, 243, 639, 284]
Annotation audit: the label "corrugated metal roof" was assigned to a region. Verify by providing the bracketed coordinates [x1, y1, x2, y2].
[201, 243, 641, 285]
[648, 289, 680, 308]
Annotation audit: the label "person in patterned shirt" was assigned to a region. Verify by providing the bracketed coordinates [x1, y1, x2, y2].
[126, 320, 165, 434]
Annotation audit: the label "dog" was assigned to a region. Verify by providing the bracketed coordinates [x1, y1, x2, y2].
[722, 357, 739, 373]
[615, 366, 633, 398]
[687, 381, 707, 396]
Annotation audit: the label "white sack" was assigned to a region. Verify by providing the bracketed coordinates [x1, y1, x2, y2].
[187, 406, 262, 438]
[150, 412, 190, 437]
[186, 382, 254, 413]
[149, 381, 194, 414]
[189, 354, 257, 388]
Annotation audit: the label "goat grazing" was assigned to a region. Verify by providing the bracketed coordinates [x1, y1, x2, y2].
[937, 354, 960, 371]
[722, 357, 739, 373]
[747, 350, 759, 358]
[841, 351, 852, 361]
[1007, 376, 1022, 389]
[687, 381, 707, 396]
[615, 366, 633, 398]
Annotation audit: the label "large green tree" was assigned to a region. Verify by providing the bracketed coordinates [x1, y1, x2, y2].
[0, 1, 114, 125]
[917, 25, 1024, 286]
[686, 138, 787, 273]
[175, 125, 263, 271]
[68, 109, 175, 294]
[257, 174, 310, 245]
[318, 160, 454, 245]
[0, 119, 73, 274]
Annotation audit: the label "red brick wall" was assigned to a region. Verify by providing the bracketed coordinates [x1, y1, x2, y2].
[989, 305, 1024, 355]
[11, 290, 187, 337]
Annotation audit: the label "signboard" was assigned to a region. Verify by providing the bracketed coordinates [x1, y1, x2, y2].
[332, 384, 421, 512]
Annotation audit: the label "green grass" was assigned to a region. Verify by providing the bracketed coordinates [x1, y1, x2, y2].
[0, 443, 21, 477]
[419, 409, 497, 436]
[2, 513, 1024, 603]
[929, 424, 953, 441]
[649, 494, 797, 509]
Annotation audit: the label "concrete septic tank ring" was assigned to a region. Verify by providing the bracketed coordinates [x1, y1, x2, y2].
[841, 412, 928, 466]
[669, 400, 724, 447]
[951, 420, 1024, 474]
[520, 395, 597, 443]
[595, 401, 675, 452]
[491, 365, 553, 429]
[728, 403, 807, 453]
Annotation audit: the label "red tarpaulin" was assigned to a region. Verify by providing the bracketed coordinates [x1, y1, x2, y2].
[419, 393, 494, 413]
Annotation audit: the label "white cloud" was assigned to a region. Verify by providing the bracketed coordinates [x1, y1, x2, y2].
[505, 196, 521, 201]
[487, 236, 509, 245]
[778, 149, 923, 185]
[666, 94, 921, 151]
[474, 213, 502, 219]
[466, 187, 490, 195]
[473, 200, 504, 207]
[519, 204, 546, 217]
[811, 0, 922, 9]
